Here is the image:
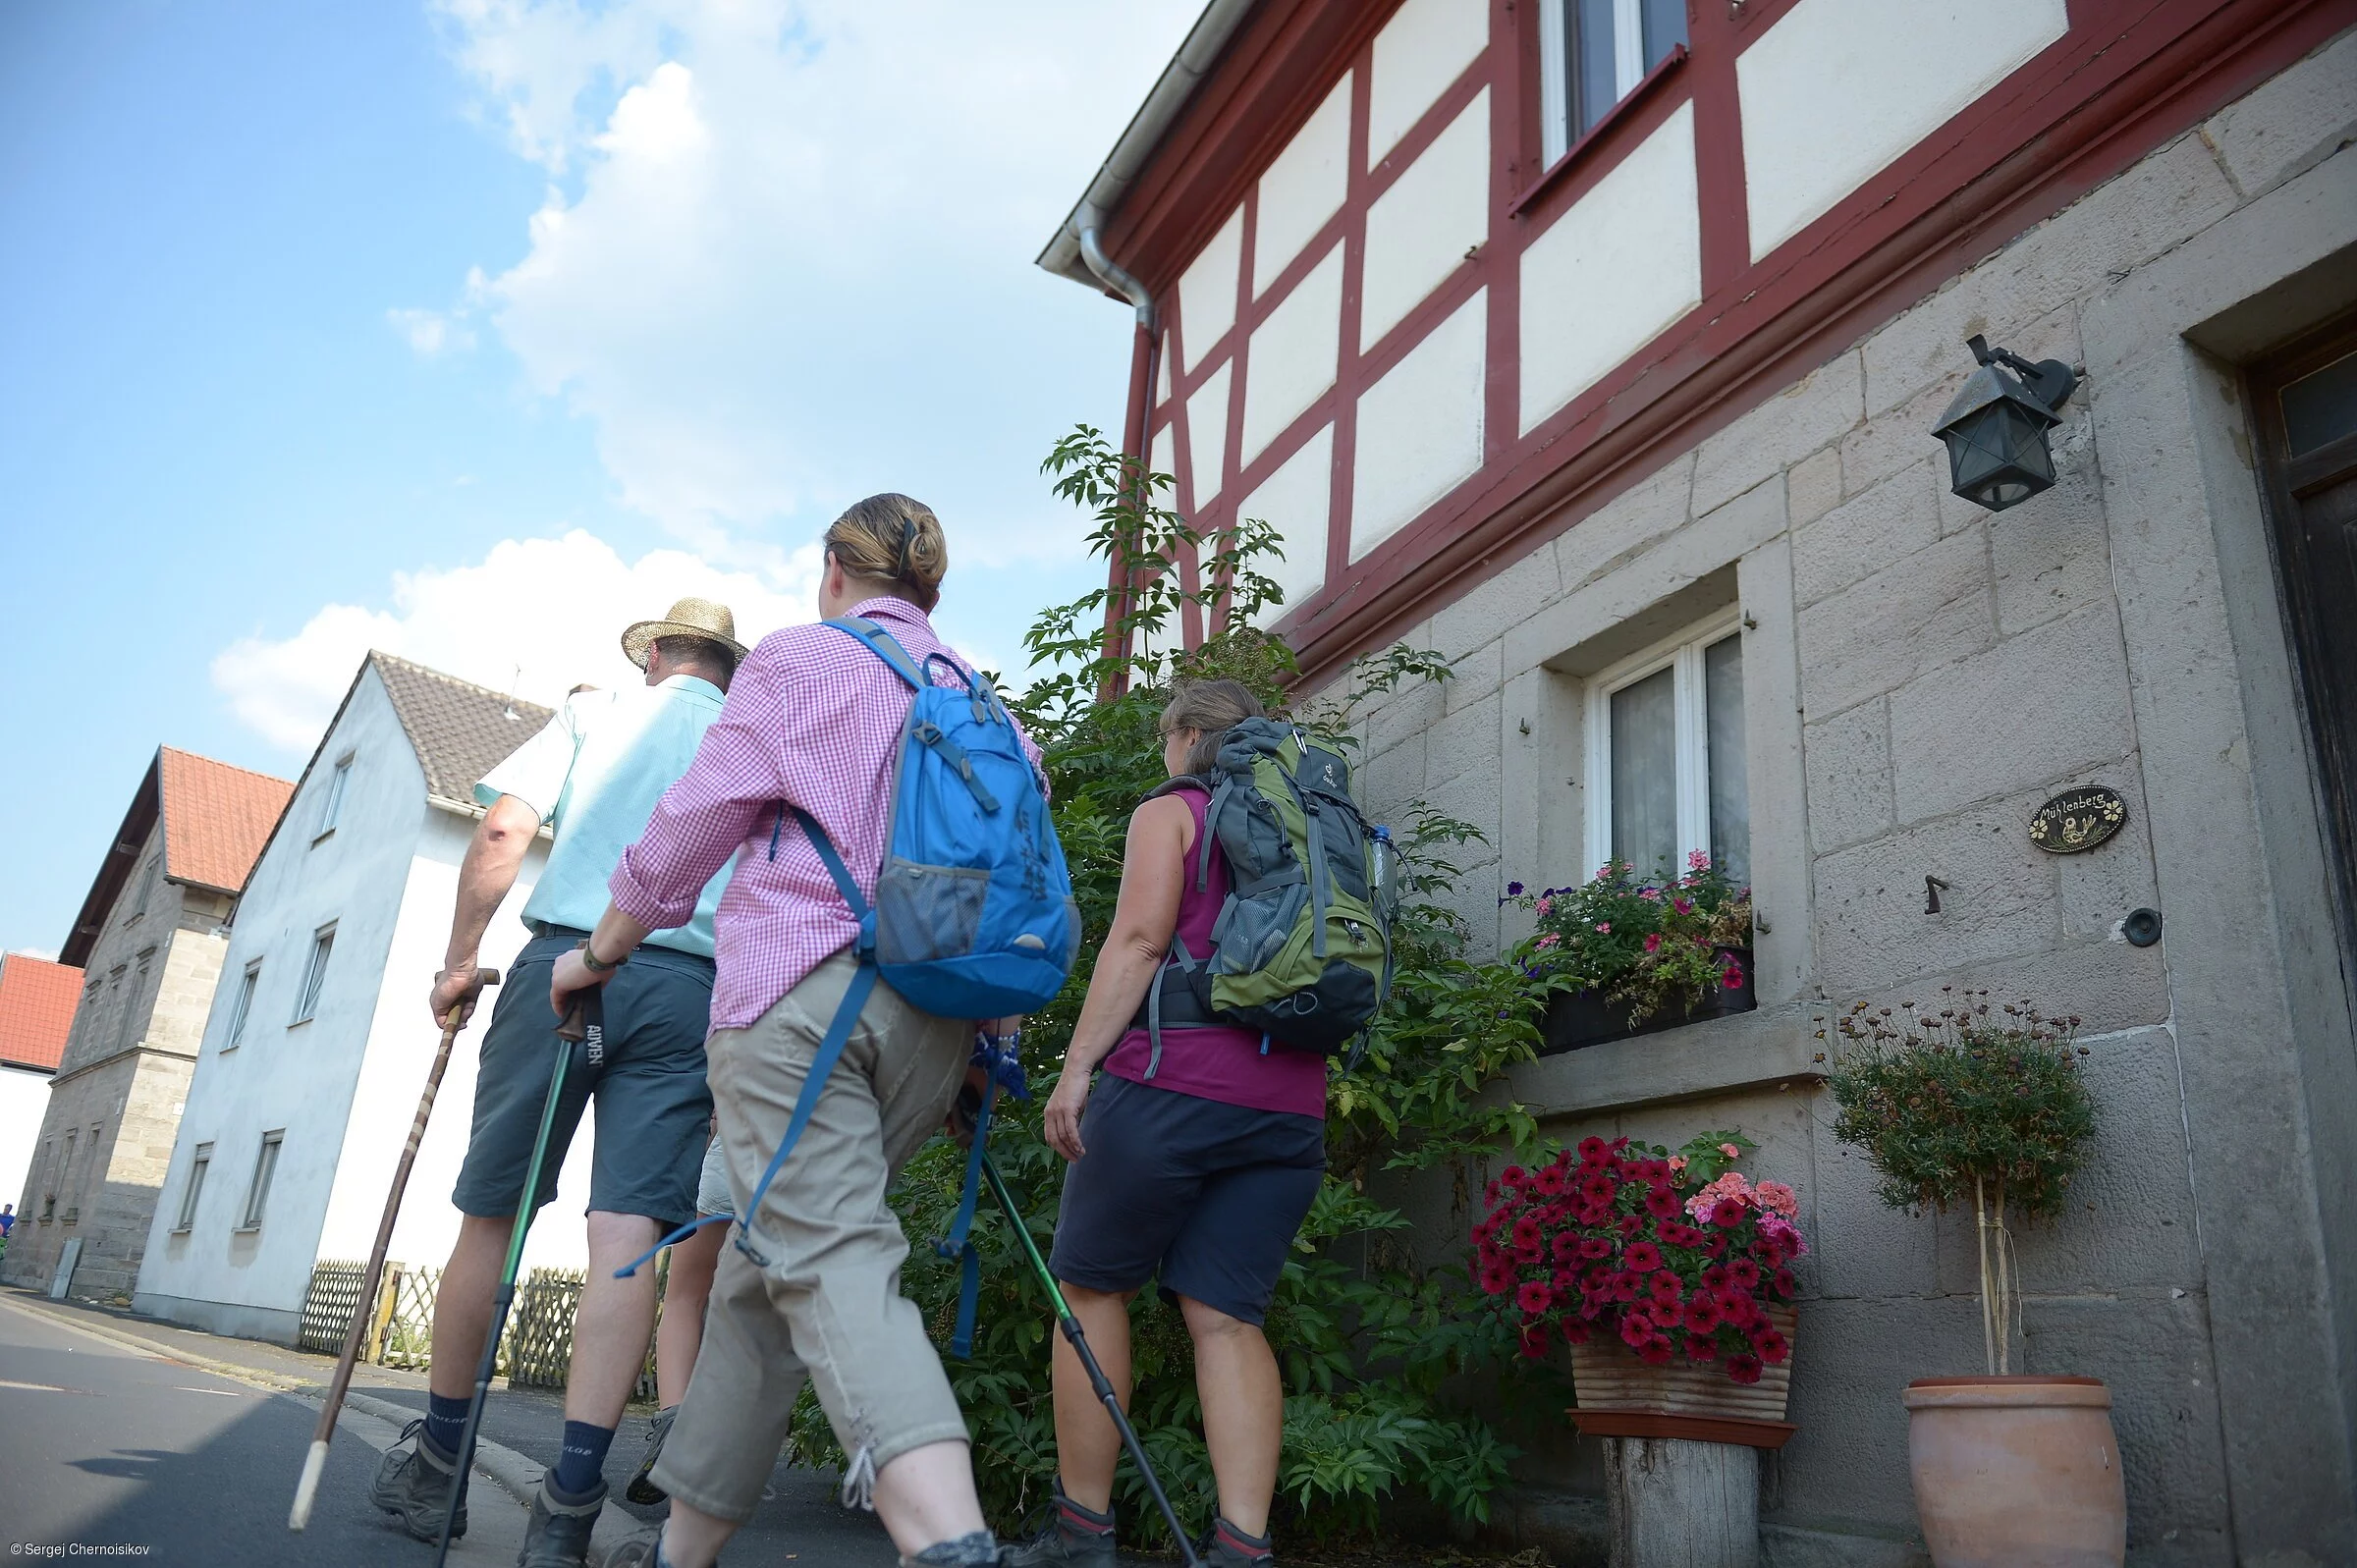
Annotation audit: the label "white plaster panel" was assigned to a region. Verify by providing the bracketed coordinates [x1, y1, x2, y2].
[1240, 243, 1344, 467]
[1518, 102, 1702, 433]
[1254, 75, 1353, 297]
[1351, 289, 1487, 561]
[1240, 423, 1334, 623]
[1367, 0, 1489, 167]
[1361, 88, 1490, 351]
[1154, 332, 1172, 406]
[1149, 421, 1178, 508]
[1178, 206, 1243, 372]
[1739, 0, 2068, 259]
[1185, 359, 1233, 510]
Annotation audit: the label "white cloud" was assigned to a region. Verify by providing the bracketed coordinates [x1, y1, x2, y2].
[389, 306, 475, 356]
[412, 0, 1199, 572]
[212, 529, 819, 752]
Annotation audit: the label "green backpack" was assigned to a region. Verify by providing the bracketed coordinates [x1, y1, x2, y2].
[1134, 716, 1393, 1071]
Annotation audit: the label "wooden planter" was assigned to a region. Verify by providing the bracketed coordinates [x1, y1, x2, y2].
[1540, 946, 1756, 1055]
[1567, 1303, 1797, 1449]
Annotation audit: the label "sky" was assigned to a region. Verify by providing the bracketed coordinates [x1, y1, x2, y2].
[0, 0, 1200, 957]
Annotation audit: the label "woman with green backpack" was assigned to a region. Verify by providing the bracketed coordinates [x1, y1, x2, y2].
[1010, 678, 1340, 1568]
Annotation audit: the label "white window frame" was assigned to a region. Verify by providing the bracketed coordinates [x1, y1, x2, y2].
[239, 1131, 284, 1231]
[314, 753, 355, 841]
[1538, 0, 1669, 165]
[1583, 609, 1745, 879]
[175, 1143, 212, 1233]
[291, 925, 335, 1025]
[226, 959, 261, 1049]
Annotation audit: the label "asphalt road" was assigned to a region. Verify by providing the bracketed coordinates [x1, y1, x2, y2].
[0, 1293, 909, 1567]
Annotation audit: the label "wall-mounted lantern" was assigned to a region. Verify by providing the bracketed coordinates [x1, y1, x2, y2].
[1931, 334, 2079, 513]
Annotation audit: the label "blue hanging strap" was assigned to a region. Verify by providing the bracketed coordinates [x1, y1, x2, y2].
[613, 1213, 731, 1279]
[732, 807, 878, 1271]
[937, 1033, 1030, 1359]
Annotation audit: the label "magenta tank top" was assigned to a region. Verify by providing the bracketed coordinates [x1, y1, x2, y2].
[1101, 783, 1329, 1119]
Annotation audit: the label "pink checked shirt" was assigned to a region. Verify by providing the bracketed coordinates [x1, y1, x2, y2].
[609, 597, 1042, 1033]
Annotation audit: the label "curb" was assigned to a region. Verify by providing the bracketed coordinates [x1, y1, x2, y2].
[0, 1294, 546, 1511]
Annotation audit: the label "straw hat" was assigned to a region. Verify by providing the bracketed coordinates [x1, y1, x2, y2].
[621, 597, 749, 670]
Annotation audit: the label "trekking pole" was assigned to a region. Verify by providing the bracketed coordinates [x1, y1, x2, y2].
[290, 968, 501, 1532]
[430, 986, 598, 1568]
[980, 1152, 1202, 1568]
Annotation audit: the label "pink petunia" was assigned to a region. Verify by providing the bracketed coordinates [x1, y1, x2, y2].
[1536, 934, 1561, 949]
[1534, 897, 1554, 916]
[1596, 922, 1612, 934]
[1722, 964, 1746, 990]
[1672, 897, 1694, 915]
[1643, 933, 1663, 953]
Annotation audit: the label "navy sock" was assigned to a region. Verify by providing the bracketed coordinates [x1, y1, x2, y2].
[423, 1393, 470, 1458]
[551, 1420, 616, 1498]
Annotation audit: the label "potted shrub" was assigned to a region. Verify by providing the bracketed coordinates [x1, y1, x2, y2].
[1473, 1131, 1806, 1444]
[1826, 994, 2123, 1568]
[1504, 854, 1755, 1054]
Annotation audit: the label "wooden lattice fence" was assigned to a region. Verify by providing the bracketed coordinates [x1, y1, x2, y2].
[300, 1256, 665, 1399]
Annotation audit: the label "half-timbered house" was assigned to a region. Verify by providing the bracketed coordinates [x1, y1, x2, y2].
[1041, 0, 2357, 1557]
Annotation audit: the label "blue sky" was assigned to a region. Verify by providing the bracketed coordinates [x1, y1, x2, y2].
[0, 0, 1196, 956]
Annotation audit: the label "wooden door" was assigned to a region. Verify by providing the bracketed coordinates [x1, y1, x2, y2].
[2253, 321, 2357, 946]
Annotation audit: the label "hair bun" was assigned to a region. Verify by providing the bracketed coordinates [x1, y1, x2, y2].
[826, 493, 949, 610]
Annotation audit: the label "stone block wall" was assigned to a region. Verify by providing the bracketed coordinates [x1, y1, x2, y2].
[1325, 28, 2357, 1565]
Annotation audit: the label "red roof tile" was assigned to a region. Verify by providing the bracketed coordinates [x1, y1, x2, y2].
[0, 953, 83, 1071]
[157, 747, 296, 894]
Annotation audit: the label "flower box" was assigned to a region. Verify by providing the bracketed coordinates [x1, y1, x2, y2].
[1568, 1303, 1797, 1434]
[1540, 946, 1756, 1055]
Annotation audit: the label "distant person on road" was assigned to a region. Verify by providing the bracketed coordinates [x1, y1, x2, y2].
[551, 496, 1024, 1568]
[369, 598, 743, 1568]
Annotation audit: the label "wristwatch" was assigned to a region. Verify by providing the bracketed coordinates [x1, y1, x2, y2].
[576, 938, 629, 974]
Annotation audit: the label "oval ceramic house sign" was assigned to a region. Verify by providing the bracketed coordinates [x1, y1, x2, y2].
[2030, 785, 2127, 854]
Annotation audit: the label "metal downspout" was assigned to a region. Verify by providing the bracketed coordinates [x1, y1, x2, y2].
[1078, 206, 1163, 696]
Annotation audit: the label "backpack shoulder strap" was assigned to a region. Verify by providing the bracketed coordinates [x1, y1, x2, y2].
[824, 617, 926, 692]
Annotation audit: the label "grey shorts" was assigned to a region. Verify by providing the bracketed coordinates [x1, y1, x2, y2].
[451, 930, 716, 1230]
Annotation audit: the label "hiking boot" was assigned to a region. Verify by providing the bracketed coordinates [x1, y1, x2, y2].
[370, 1418, 466, 1542]
[1003, 1486, 1115, 1567]
[595, 1532, 680, 1568]
[624, 1406, 676, 1505]
[1196, 1519, 1276, 1566]
[519, 1474, 605, 1568]
[902, 1532, 1003, 1568]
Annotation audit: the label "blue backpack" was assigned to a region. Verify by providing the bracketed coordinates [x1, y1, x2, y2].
[732, 620, 1075, 1337]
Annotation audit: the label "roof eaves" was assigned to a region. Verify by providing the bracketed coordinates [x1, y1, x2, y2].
[1035, 0, 1260, 293]
[59, 751, 163, 967]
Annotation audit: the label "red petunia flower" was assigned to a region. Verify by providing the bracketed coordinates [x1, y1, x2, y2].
[1726, 1354, 1764, 1384]
[1727, 1257, 1762, 1289]
[1515, 1281, 1556, 1316]
[1616, 1214, 1647, 1239]
[1702, 1264, 1729, 1290]
[1646, 1271, 1682, 1306]
[1578, 1236, 1613, 1261]
[1682, 1295, 1725, 1333]
[1532, 1165, 1568, 1197]
[1562, 1320, 1592, 1345]
[1684, 1335, 1719, 1362]
[1518, 1325, 1551, 1360]
[1644, 1186, 1683, 1219]
[1501, 1165, 1529, 1189]
[1712, 1198, 1748, 1227]
[1619, 1312, 1655, 1348]
[1550, 1233, 1579, 1264]
[1623, 1242, 1664, 1273]
[1774, 1268, 1798, 1296]
[1577, 1136, 1609, 1162]
[1755, 1328, 1790, 1365]
[1635, 1340, 1675, 1366]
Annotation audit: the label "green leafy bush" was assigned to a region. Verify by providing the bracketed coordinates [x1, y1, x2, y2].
[783, 428, 1543, 1548]
[1825, 992, 2098, 1374]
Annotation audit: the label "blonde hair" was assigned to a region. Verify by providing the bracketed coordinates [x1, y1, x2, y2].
[825, 493, 949, 611]
[1160, 678, 1263, 775]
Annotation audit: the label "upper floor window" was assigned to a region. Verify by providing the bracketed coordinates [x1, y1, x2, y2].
[1539, 0, 1688, 161]
[225, 959, 261, 1049]
[291, 925, 334, 1025]
[314, 754, 355, 841]
[239, 1130, 284, 1230]
[174, 1143, 213, 1233]
[1585, 614, 1750, 887]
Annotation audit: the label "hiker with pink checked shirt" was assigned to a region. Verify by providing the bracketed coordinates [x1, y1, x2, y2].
[550, 494, 1035, 1568]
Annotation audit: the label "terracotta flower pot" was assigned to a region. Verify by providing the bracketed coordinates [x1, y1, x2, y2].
[1902, 1377, 2126, 1567]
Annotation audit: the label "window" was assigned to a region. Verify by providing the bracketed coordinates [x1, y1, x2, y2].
[314, 754, 355, 840]
[291, 925, 334, 1024]
[175, 1144, 212, 1233]
[1539, 0, 1688, 161]
[58, 1130, 78, 1223]
[130, 853, 152, 919]
[239, 1131, 284, 1230]
[1586, 615, 1750, 886]
[225, 960, 261, 1049]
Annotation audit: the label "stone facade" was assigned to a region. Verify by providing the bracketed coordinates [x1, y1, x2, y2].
[3, 830, 236, 1303]
[1334, 32, 2357, 1566]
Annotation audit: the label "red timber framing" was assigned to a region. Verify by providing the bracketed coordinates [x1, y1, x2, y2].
[1092, 0, 2354, 690]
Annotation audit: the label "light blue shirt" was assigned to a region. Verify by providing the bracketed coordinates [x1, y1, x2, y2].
[474, 675, 733, 957]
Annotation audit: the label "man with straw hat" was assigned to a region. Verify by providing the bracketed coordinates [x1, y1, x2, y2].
[370, 597, 748, 1568]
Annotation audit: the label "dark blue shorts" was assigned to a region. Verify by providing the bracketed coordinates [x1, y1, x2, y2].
[1047, 1074, 1325, 1326]
[451, 931, 715, 1231]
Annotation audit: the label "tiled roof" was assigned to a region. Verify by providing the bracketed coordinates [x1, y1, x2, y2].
[158, 748, 297, 893]
[369, 652, 553, 810]
[0, 952, 83, 1071]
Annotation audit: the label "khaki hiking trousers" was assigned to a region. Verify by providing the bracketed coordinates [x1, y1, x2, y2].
[650, 949, 972, 1524]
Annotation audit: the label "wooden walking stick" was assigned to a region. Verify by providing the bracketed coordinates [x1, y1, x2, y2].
[288, 968, 500, 1532]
